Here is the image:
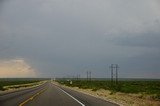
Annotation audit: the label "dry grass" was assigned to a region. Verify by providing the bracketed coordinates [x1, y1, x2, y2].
[3, 81, 45, 90]
[0, 81, 46, 95]
[55, 82, 160, 106]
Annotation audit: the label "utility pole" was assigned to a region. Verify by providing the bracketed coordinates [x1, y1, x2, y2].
[115, 64, 119, 84]
[78, 74, 80, 80]
[87, 71, 89, 81]
[76, 74, 80, 80]
[89, 71, 91, 81]
[76, 74, 78, 80]
[110, 64, 119, 85]
[111, 64, 114, 83]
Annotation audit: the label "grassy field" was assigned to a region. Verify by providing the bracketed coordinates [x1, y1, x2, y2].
[58, 80, 160, 100]
[0, 78, 45, 91]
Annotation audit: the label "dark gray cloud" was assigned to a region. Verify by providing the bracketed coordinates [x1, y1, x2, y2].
[111, 31, 160, 48]
[0, 0, 160, 78]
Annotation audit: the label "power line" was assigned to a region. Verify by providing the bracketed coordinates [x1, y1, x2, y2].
[86, 71, 92, 81]
[110, 64, 119, 85]
[89, 71, 91, 81]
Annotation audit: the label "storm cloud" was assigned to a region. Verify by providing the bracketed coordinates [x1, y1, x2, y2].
[0, 0, 160, 78]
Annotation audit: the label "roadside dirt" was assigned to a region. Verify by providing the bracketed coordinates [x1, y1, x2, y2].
[54, 82, 160, 106]
[0, 81, 46, 95]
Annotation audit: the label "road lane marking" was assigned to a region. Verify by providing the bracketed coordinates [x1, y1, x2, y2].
[19, 88, 47, 106]
[59, 87, 85, 106]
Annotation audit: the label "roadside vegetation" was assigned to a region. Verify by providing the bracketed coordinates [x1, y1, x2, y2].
[0, 78, 45, 91]
[58, 80, 160, 100]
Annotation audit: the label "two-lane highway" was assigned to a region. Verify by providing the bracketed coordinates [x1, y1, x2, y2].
[0, 82, 48, 106]
[0, 81, 119, 106]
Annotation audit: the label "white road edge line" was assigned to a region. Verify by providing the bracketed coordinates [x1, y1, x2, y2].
[59, 87, 85, 106]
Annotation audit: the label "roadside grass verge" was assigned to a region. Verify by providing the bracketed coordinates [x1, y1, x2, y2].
[0, 80, 42, 91]
[57, 80, 160, 100]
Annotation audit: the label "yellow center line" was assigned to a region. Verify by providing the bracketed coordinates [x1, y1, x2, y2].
[19, 88, 47, 106]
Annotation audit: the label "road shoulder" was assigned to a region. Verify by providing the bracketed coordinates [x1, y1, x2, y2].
[52, 81, 121, 106]
[53, 81, 160, 106]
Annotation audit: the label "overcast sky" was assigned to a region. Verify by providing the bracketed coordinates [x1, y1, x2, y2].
[0, 0, 160, 78]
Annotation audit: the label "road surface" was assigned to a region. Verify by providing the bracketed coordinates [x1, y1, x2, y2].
[0, 81, 119, 106]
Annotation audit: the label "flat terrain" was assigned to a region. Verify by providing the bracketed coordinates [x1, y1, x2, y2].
[58, 80, 160, 100]
[0, 79, 42, 91]
[0, 81, 118, 106]
[57, 80, 160, 106]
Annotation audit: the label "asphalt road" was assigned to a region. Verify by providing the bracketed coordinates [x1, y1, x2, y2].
[0, 81, 119, 106]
